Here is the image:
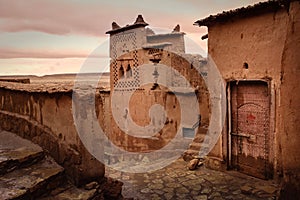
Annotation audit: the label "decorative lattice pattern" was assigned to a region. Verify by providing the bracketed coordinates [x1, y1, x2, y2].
[110, 32, 140, 90]
[148, 49, 160, 55]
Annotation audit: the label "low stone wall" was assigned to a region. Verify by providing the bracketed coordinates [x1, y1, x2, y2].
[0, 82, 109, 185]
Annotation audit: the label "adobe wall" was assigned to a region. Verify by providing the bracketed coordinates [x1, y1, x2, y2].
[208, 9, 288, 81]
[146, 33, 185, 54]
[109, 26, 148, 62]
[110, 48, 210, 155]
[0, 82, 109, 186]
[279, 1, 300, 198]
[207, 8, 288, 173]
[206, 2, 300, 185]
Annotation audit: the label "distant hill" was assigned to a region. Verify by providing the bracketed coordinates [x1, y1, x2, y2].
[0, 75, 39, 79]
[42, 72, 110, 79]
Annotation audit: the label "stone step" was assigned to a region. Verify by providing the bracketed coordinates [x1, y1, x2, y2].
[184, 149, 199, 156]
[189, 141, 209, 151]
[0, 155, 64, 200]
[0, 131, 44, 175]
[38, 182, 99, 200]
[197, 126, 208, 135]
[193, 133, 205, 143]
[189, 142, 201, 151]
[0, 131, 125, 200]
[182, 149, 199, 161]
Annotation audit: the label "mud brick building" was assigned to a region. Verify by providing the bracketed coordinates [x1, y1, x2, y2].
[195, 0, 300, 196]
[105, 15, 211, 164]
[0, 2, 299, 198]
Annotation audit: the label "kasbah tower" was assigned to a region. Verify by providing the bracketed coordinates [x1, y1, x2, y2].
[105, 15, 212, 160]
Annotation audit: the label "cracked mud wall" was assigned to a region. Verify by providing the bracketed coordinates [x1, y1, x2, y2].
[0, 87, 108, 186]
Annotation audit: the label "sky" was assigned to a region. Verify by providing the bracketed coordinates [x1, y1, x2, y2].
[0, 0, 263, 76]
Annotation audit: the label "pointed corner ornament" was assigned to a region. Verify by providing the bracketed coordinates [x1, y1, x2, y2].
[134, 14, 146, 24]
[112, 22, 121, 30]
[172, 24, 180, 32]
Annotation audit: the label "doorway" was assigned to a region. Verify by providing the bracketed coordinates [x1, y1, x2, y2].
[229, 81, 273, 179]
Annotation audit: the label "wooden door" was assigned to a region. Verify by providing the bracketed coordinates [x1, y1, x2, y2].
[230, 81, 272, 179]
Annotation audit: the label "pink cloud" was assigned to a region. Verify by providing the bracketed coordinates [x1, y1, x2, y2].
[0, 0, 114, 36]
[0, 48, 107, 59]
[0, 0, 265, 75]
[0, 0, 262, 38]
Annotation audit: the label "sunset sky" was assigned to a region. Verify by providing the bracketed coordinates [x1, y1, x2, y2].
[0, 0, 262, 76]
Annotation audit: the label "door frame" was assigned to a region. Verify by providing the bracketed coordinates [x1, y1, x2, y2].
[225, 79, 275, 179]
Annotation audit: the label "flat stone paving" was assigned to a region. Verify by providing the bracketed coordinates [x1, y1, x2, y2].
[106, 158, 279, 200]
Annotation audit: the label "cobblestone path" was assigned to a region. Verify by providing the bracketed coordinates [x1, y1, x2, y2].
[106, 158, 279, 200]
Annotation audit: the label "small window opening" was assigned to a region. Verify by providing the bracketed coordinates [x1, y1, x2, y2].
[119, 65, 125, 79]
[126, 64, 132, 78]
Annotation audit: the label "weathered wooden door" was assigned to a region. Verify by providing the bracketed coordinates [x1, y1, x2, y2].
[230, 81, 272, 179]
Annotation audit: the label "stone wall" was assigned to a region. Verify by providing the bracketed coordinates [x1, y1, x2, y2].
[0, 78, 30, 84]
[0, 83, 108, 186]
